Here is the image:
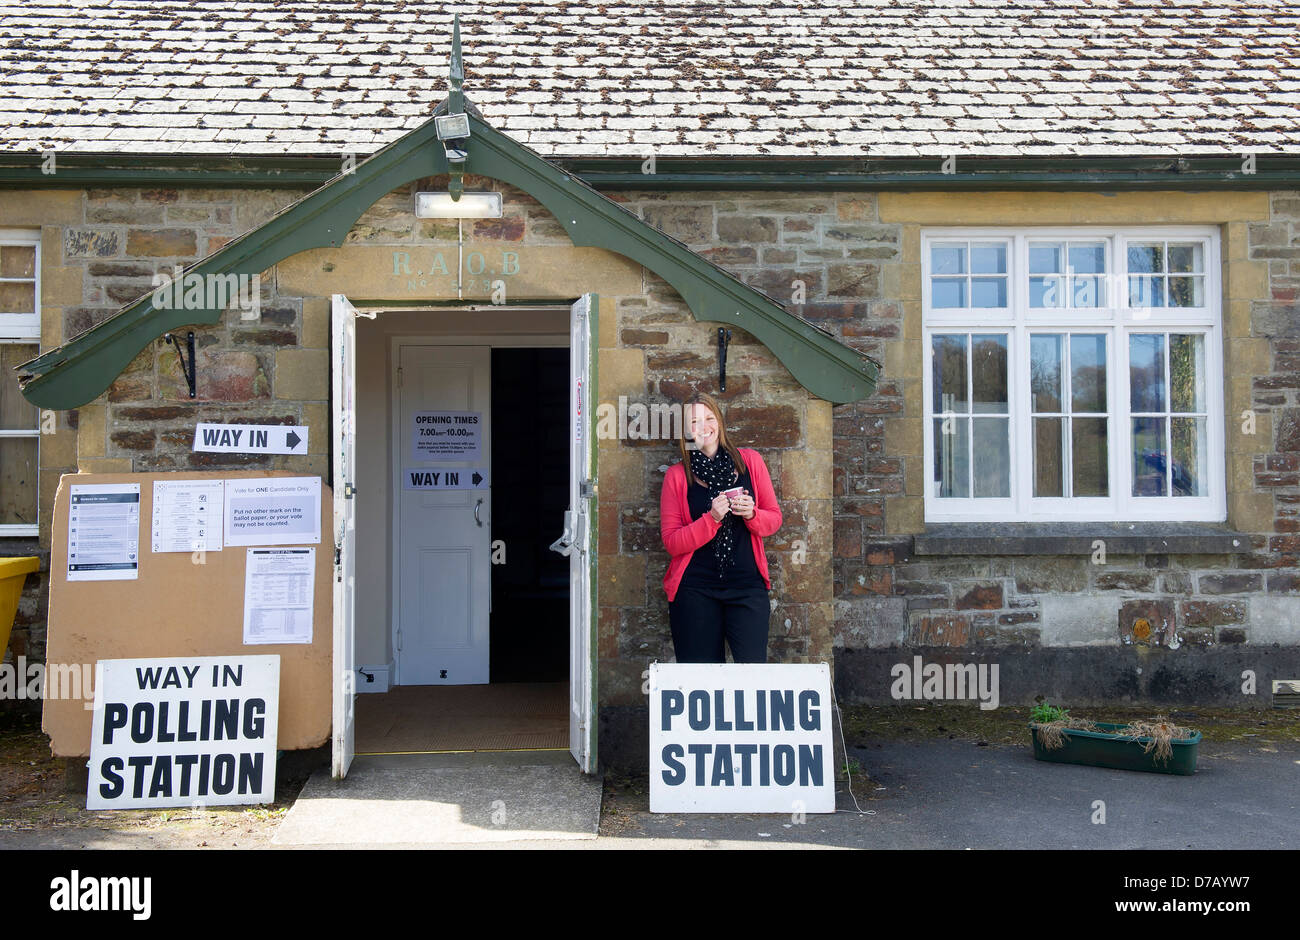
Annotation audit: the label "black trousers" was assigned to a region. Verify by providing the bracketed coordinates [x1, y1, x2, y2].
[668, 583, 770, 664]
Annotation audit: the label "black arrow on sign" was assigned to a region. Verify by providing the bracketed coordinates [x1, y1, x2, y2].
[286, 430, 302, 450]
[472, 471, 483, 487]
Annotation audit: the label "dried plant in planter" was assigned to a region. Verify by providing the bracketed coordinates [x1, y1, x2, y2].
[1117, 717, 1195, 764]
[1030, 703, 1195, 764]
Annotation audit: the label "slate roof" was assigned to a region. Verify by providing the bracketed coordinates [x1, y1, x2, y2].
[1, 0, 1298, 158]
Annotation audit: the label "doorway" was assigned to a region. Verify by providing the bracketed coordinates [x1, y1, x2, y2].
[332, 297, 598, 778]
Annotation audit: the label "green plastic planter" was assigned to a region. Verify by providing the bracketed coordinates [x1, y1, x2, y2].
[1029, 721, 1201, 775]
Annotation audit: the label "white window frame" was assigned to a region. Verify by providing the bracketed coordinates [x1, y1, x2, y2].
[0, 229, 41, 537]
[922, 226, 1225, 524]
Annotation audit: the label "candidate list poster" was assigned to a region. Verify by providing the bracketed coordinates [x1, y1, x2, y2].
[224, 476, 321, 547]
[67, 483, 141, 581]
[243, 548, 315, 645]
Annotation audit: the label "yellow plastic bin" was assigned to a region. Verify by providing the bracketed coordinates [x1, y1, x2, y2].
[0, 557, 40, 658]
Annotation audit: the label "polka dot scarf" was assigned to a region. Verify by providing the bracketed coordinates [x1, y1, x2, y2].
[689, 447, 740, 577]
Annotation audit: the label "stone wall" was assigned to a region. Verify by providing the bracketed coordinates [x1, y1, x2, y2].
[7, 178, 1299, 721]
[7, 177, 837, 719]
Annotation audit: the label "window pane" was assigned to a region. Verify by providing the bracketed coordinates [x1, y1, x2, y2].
[1128, 242, 1164, 273]
[0, 282, 35, 314]
[1167, 242, 1203, 273]
[1168, 276, 1203, 307]
[1033, 417, 1064, 497]
[970, 242, 1006, 274]
[933, 417, 970, 498]
[970, 277, 1007, 308]
[972, 418, 1010, 497]
[1071, 276, 1103, 308]
[1171, 416, 1207, 497]
[931, 243, 967, 275]
[1129, 334, 1165, 412]
[0, 245, 36, 279]
[1070, 334, 1107, 413]
[1132, 416, 1167, 497]
[1029, 276, 1063, 308]
[932, 278, 966, 308]
[0, 344, 39, 431]
[1069, 242, 1106, 275]
[0, 437, 37, 525]
[1072, 417, 1109, 497]
[1029, 242, 1062, 274]
[971, 334, 1008, 413]
[1030, 334, 1063, 412]
[931, 334, 969, 413]
[1169, 334, 1206, 413]
[1128, 275, 1164, 307]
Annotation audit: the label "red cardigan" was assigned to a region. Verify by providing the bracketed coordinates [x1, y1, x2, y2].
[660, 447, 782, 601]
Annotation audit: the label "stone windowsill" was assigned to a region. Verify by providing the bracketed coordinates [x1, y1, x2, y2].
[913, 522, 1252, 557]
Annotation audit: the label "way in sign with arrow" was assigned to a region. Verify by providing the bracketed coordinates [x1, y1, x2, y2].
[193, 422, 310, 456]
[402, 467, 491, 491]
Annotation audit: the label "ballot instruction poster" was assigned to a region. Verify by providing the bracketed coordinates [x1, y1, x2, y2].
[67, 483, 141, 581]
[224, 477, 321, 547]
[151, 479, 224, 553]
[242, 548, 315, 645]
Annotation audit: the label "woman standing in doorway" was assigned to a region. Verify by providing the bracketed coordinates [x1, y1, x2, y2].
[659, 392, 782, 663]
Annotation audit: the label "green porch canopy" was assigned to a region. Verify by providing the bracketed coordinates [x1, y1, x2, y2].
[18, 23, 877, 409]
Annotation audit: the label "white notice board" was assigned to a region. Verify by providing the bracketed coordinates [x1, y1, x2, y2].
[67, 483, 141, 581]
[649, 662, 836, 814]
[224, 476, 321, 546]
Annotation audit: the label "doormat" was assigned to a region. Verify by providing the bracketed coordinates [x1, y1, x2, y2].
[355, 682, 568, 753]
[271, 751, 603, 846]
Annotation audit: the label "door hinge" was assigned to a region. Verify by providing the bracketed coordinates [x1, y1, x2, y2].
[396, 367, 403, 388]
[344, 482, 357, 498]
[334, 545, 341, 581]
[580, 478, 597, 499]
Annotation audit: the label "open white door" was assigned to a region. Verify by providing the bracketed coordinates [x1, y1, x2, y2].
[552, 294, 598, 773]
[331, 294, 358, 779]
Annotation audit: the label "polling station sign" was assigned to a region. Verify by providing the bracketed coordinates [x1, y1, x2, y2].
[649, 662, 835, 813]
[87, 655, 279, 810]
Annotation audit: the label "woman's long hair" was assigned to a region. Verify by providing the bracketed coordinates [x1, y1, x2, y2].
[676, 392, 746, 487]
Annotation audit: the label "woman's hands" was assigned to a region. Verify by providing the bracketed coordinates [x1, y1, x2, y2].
[709, 493, 731, 522]
[728, 491, 756, 520]
[708, 491, 754, 521]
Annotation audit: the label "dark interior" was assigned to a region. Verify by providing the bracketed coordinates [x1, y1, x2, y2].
[489, 347, 570, 682]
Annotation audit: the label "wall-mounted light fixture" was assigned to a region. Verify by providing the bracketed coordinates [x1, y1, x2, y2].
[415, 192, 502, 219]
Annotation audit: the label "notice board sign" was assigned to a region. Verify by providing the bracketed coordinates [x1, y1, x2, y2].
[224, 477, 321, 546]
[411, 410, 482, 462]
[649, 662, 835, 814]
[87, 655, 280, 810]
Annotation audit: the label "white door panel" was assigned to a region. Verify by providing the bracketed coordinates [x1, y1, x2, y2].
[331, 294, 358, 779]
[397, 345, 491, 685]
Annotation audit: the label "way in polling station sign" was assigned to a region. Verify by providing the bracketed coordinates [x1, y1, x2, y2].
[87, 655, 279, 810]
[649, 662, 835, 814]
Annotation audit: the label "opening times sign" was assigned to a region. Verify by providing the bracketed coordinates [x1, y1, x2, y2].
[87, 655, 280, 809]
[649, 662, 835, 814]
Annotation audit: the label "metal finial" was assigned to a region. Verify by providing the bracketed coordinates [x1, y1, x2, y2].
[449, 14, 464, 112]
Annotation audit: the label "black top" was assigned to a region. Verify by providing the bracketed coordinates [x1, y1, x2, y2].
[679, 466, 767, 590]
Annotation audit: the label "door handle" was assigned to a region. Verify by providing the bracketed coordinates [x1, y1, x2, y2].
[474, 498, 484, 527]
[548, 509, 575, 556]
